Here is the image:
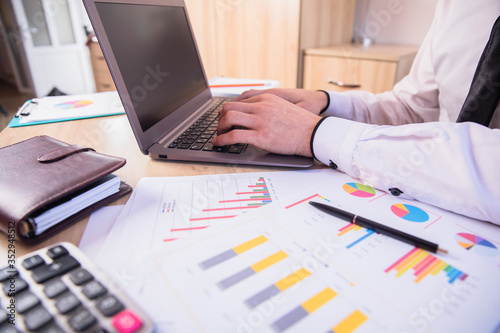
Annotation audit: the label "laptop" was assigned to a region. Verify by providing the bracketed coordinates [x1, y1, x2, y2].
[82, 0, 313, 167]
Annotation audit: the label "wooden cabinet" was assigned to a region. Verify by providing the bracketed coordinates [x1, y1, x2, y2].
[185, 0, 356, 88]
[87, 1, 356, 91]
[88, 40, 116, 92]
[303, 44, 419, 93]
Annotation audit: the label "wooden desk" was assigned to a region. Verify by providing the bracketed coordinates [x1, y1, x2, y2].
[0, 115, 318, 257]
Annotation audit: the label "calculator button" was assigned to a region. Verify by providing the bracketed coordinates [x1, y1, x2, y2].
[0, 323, 19, 333]
[92, 329, 111, 333]
[0, 309, 8, 324]
[55, 292, 81, 314]
[68, 308, 97, 332]
[37, 323, 65, 333]
[22, 255, 45, 270]
[17, 290, 40, 314]
[0, 267, 17, 282]
[24, 305, 53, 331]
[47, 245, 69, 259]
[96, 295, 124, 317]
[31, 255, 80, 283]
[69, 268, 94, 286]
[43, 279, 68, 298]
[3, 277, 28, 295]
[82, 280, 107, 299]
[112, 310, 143, 333]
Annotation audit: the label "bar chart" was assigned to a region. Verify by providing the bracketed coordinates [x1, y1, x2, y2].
[122, 171, 500, 333]
[158, 176, 274, 242]
[151, 221, 380, 333]
[385, 247, 468, 284]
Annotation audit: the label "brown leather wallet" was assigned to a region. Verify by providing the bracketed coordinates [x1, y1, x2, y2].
[0, 135, 132, 243]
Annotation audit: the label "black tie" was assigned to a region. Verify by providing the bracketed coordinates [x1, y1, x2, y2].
[456, 15, 500, 126]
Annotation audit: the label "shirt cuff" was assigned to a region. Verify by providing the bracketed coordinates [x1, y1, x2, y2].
[322, 91, 354, 119]
[311, 116, 368, 177]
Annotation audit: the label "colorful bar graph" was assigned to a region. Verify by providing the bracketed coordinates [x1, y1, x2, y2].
[332, 310, 368, 333]
[385, 247, 468, 283]
[271, 288, 337, 332]
[245, 268, 311, 308]
[217, 251, 288, 290]
[338, 224, 376, 249]
[199, 235, 268, 270]
[189, 177, 272, 222]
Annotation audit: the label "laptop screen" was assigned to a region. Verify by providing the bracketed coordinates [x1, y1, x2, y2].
[94, 2, 207, 132]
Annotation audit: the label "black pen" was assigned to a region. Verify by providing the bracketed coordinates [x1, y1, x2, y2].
[309, 201, 448, 255]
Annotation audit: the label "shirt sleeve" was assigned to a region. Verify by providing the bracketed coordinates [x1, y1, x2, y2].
[312, 117, 500, 224]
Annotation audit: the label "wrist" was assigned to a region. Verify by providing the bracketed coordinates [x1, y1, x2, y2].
[309, 116, 329, 159]
[316, 90, 330, 114]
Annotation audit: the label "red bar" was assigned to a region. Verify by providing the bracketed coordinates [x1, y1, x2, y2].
[414, 256, 437, 275]
[163, 238, 178, 242]
[285, 194, 319, 209]
[248, 185, 267, 188]
[338, 223, 355, 232]
[384, 247, 420, 273]
[189, 215, 237, 222]
[219, 198, 268, 203]
[203, 206, 261, 212]
[170, 226, 210, 232]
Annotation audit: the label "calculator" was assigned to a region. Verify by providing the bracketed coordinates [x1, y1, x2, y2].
[0, 242, 155, 332]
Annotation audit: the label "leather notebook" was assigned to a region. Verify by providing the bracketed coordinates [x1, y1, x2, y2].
[0, 135, 132, 244]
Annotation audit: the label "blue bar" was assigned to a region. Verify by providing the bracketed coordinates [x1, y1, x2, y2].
[346, 229, 376, 249]
[448, 269, 463, 283]
[446, 267, 457, 277]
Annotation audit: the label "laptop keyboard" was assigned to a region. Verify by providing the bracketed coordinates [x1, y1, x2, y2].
[167, 98, 246, 154]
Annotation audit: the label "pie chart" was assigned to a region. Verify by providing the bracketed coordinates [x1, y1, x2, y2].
[391, 203, 429, 222]
[455, 233, 498, 257]
[343, 182, 376, 198]
[55, 100, 93, 109]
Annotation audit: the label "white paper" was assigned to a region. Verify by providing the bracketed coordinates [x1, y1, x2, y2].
[120, 171, 500, 333]
[209, 76, 280, 97]
[18, 91, 124, 124]
[93, 170, 333, 288]
[79, 205, 124, 261]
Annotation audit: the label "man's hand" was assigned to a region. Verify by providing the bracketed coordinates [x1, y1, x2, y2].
[212, 93, 322, 157]
[234, 89, 328, 115]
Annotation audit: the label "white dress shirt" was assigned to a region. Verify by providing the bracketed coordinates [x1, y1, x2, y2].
[313, 0, 500, 223]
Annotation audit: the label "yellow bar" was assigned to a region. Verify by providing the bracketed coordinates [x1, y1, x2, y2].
[393, 249, 424, 272]
[415, 259, 442, 283]
[395, 251, 428, 277]
[233, 235, 268, 254]
[431, 261, 448, 276]
[251, 251, 288, 272]
[275, 268, 311, 291]
[333, 310, 368, 333]
[354, 225, 363, 231]
[302, 288, 337, 314]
